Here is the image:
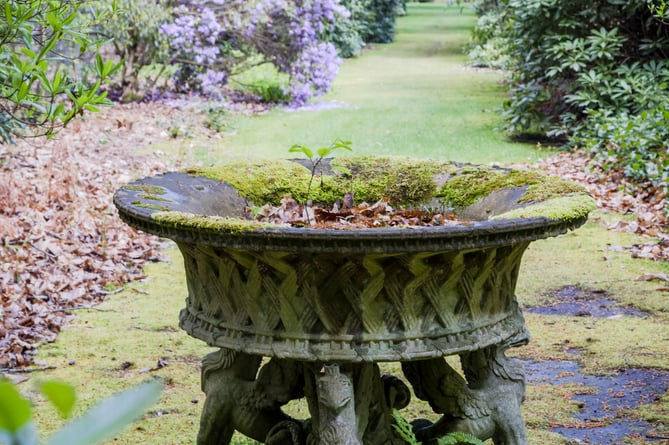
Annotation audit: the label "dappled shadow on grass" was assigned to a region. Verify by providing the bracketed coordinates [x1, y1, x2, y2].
[525, 360, 669, 444]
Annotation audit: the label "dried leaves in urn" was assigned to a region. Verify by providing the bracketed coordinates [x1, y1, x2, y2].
[250, 195, 460, 229]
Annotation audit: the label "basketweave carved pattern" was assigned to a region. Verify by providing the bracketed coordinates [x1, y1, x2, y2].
[177, 241, 531, 361]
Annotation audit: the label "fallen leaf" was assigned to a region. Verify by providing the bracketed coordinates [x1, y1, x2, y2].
[636, 273, 669, 283]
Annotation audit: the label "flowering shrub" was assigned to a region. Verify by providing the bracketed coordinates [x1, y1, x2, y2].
[161, 0, 347, 105]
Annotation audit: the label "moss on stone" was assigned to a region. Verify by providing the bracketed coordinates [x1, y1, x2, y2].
[437, 168, 587, 209]
[185, 161, 314, 204]
[124, 184, 167, 195]
[131, 201, 171, 212]
[153, 211, 278, 233]
[492, 194, 597, 221]
[185, 157, 449, 207]
[331, 157, 445, 205]
[138, 193, 173, 202]
[176, 157, 594, 226]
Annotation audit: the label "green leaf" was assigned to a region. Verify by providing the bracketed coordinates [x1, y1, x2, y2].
[390, 409, 419, 444]
[45, 11, 62, 31]
[4, 3, 12, 28]
[83, 104, 101, 113]
[0, 422, 40, 445]
[37, 34, 61, 61]
[39, 381, 76, 419]
[46, 380, 162, 445]
[20, 48, 35, 59]
[0, 379, 32, 432]
[288, 144, 313, 159]
[17, 81, 29, 101]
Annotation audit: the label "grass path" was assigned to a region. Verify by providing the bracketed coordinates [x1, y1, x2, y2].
[194, 3, 547, 164]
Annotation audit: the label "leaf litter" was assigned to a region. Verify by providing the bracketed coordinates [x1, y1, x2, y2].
[535, 150, 668, 261]
[1, 103, 179, 369]
[252, 195, 460, 228]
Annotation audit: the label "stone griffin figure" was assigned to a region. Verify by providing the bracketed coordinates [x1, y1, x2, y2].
[401, 331, 530, 445]
[197, 348, 305, 444]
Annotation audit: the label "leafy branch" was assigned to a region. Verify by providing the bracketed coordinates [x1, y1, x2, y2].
[288, 138, 352, 223]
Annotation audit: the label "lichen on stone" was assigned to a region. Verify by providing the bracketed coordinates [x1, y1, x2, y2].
[131, 201, 171, 212]
[138, 193, 173, 202]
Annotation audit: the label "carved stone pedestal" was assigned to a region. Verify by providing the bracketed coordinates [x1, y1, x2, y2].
[197, 350, 410, 445]
[113, 159, 593, 445]
[195, 328, 528, 445]
[197, 322, 527, 445]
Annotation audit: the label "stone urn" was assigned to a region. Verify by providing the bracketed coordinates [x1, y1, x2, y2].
[114, 157, 595, 445]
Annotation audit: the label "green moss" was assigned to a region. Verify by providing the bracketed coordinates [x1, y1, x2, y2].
[185, 157, 448, 207]
[138, 193, 173, 202]
[493, 194, 597, 221]
[438, 168, 587, 209]
[185, 161, 314, 204]
[153, 211, 278, 233]
[124, 184, 167, 195]
[332, 157, 445, 205]
[131, 201, 171, 212]
[179, 158, 594, 225]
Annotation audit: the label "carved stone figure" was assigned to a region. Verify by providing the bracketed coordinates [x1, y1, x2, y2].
[314, 364, 361, 445]
[402, 331, 529, 445]
[197, 348, 305, 445]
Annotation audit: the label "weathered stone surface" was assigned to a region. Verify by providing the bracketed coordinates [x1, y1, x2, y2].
[114, 158, 594, 445]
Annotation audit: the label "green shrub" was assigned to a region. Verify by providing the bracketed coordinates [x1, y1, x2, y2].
[465, 4, 510, 69]
[573, 105, 669, 193]
[468, 0, 669, 189]
[471, 0, 669, 138]
[0, 1, 121, 143]
[324, 0, 367, 57]
[94, 0, 172, 101]
[360, 0, 405, 44]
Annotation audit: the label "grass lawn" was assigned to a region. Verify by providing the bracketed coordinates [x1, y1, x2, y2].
[154, 2, 550, 165]
[27, 2, 669, 445]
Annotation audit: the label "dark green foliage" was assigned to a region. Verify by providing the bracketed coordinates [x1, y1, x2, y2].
[470, 0, 669, 191]
[361, 0, 405, 44]
[390, 409, 486, 445]
[250, 81, 289, 103]
[329, 0, 404, 55]
[498, 0, 669, 137]
[572, 105, 669, 190]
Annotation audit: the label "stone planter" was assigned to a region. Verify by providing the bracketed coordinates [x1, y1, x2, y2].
[114, 157, 594, 445]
